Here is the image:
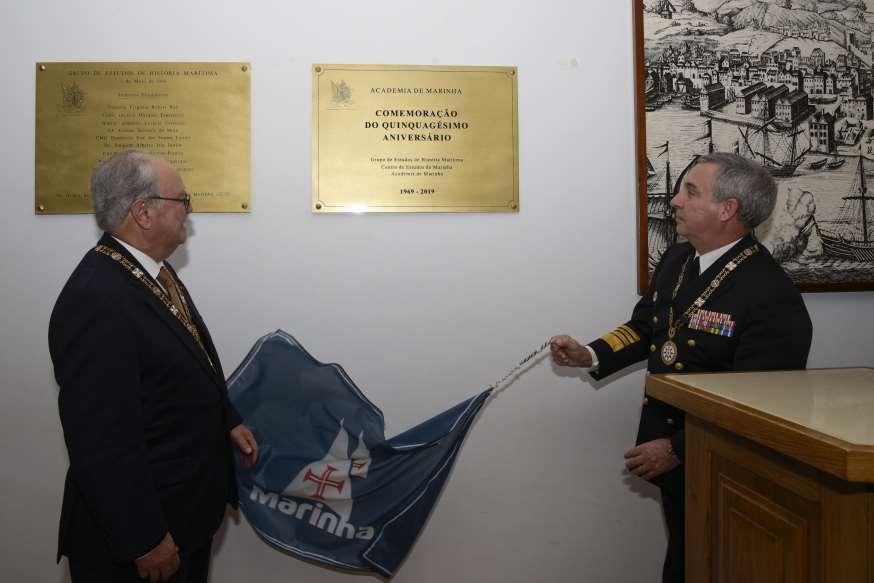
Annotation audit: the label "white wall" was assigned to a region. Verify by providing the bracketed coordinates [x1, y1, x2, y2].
[1, 2, 872, 582]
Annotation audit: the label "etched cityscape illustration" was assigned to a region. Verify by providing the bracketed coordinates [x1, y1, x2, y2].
[643, 0, 874, 287]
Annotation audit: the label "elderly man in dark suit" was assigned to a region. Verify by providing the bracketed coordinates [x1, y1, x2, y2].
[550, 152, 812, 583]
[50, 149, 259, 583]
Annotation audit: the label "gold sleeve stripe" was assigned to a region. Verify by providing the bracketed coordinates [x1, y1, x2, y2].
[600, 325, 641, 353]
[617, 325, 640, 344]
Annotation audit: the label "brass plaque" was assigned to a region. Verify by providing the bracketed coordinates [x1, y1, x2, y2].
[35, 62, 251, 214]
[312, 64, 518, 213]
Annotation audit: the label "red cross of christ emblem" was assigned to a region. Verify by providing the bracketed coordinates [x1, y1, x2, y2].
[303, 465, 346, 500]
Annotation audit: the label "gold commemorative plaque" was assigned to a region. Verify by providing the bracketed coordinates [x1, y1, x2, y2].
[312, 64, 518, 213]
[35, 62, 250, 214]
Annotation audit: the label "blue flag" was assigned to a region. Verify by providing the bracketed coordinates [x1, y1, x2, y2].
[227, 330, 491, 577]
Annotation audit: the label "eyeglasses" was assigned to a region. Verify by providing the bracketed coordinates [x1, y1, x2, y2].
[147, 193, 192, 212]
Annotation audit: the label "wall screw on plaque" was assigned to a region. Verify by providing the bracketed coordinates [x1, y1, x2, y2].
[39, 64, 46, 71]
[315, 203, 322, 210]
[241, 202, 248, 210]
[510, 203, 518, 210]
[38, 204, 46, 211]
[241, 65, 248, 72]
[314, 66, 322, 73]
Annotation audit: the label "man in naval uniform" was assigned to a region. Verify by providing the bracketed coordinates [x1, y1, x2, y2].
[49, 150, 259, 582]
[550, 152, 812, 583]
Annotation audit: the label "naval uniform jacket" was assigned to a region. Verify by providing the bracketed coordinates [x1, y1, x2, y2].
[49, 233, 242, 565]
[588, 234, 811, 481]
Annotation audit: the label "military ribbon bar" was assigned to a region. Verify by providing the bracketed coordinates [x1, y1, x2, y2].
[688, 309, 736, 337]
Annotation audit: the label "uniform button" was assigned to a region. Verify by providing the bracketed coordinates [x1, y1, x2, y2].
[674, 362, 684, 371]
[687, 339, 696, 347]
[666, 418, 675, 426]
[642, 397, 649, 405]
[652, 315, 659, 324]
[650, 344, 656, 352]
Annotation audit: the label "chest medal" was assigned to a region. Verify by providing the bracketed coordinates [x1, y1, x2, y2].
[660, 340, 678, 365]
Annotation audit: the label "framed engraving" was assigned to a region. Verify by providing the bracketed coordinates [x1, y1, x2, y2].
[635, 2, 874, 292]
[312, 64, 518, 213]
[36, 62, 251, 214]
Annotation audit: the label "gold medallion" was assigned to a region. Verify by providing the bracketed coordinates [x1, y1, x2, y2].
[660, 340, 678, 365]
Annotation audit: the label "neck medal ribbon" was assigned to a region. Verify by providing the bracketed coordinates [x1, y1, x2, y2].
[661, 245, 758, 366]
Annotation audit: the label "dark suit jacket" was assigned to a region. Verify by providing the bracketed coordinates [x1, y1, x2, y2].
[49, 233, 242, 565]
[588, 234, 812, 484]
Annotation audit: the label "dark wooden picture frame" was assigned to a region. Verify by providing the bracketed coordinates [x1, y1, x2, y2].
[634, 0, 874, 294]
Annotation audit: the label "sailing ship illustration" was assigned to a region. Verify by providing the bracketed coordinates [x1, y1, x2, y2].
[647, 121, 713, 269]
[816, 154, 874, 262]
[648, 141, 677, 269]
[738, 119, 810, 177]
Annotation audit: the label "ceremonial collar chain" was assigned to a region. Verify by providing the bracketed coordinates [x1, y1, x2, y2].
[95, 244, 214, 368]
[661, 244, 759, 365]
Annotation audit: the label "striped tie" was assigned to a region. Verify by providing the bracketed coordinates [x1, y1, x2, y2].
[157, 266, 214, 369]
[157, 266, 191, 321]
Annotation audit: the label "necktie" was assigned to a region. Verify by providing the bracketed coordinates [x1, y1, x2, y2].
[680, 254, 700, 293]
[157, 266, 214, 369]
[157, 266, 191, 321]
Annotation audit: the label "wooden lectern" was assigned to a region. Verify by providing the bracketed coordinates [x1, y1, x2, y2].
[646, 368, 874, 583]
